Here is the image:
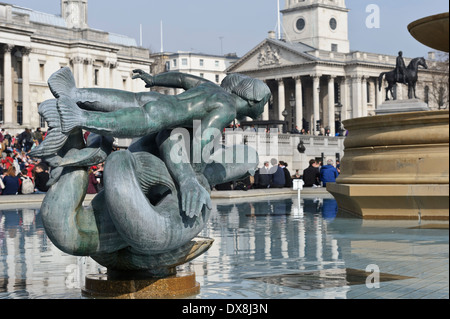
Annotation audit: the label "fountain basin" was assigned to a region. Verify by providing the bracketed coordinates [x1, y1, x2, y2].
[328, 110, 449, 220]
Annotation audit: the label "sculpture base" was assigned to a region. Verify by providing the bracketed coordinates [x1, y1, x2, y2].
[82, 271, 200, 299]
[327, 183, 449, 220]
[376, 99, 430, 115]
[330, 110, 449, 220]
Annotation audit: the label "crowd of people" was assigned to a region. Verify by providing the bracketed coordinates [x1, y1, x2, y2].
[0, 127, 50, 195]
[214, 157, 340, 191]
[1, 125, 339, 196]
[301, 158, 340, 188]
[0, 127, 104, 196]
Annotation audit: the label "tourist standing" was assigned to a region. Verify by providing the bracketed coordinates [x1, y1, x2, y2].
[87, 167, 99, 194]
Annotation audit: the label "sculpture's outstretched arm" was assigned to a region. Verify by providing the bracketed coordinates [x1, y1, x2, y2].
[133, 69, 211, 91]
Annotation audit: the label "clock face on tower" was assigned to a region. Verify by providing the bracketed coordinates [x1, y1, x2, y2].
[330, 18, 337, 30]
[296, 18, 306, 31]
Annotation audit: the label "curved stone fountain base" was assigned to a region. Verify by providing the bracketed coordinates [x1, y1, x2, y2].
[327, 110, 449, 220]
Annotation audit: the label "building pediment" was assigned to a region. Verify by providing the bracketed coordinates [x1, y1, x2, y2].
[228, 39, 317, 73]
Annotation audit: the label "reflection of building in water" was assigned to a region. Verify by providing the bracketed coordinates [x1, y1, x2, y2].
[194, 198, 347, 298]
[0, 209, 100, 297]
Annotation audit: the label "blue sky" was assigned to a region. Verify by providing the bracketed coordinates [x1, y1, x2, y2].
[8, 0, 449, 58]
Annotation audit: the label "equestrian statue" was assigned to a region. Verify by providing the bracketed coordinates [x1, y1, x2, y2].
[378, 51, 428, 101]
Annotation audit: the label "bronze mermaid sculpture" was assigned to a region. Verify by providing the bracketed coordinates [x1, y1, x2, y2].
[30, 67, 271, 276]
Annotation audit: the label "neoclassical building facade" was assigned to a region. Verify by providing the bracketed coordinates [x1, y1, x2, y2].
[228, 0, 447, 136]
[0, 0, 152, 134]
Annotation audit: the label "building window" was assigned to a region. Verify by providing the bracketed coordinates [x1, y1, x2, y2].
[17, 102, 23, 125]
[16, 60, 23, 79]
[424, 86, 429, 105]
[0, 103, 3, 124]
[40, 115, 46, 128]
[334, 81, 341, 105]
[215, 61, 220, 68]
[331, 44, 338, 52]
[200, 73, 204, 78]
[39, 103, 46, 128]
[367, 81, 371, 103]
[39, 63, 45, 81]
[215, 75, 220, 83]
[199, 59, 204, 67]
[438, 87, 445, 109]
[94, 69, 99, 86]
[182, 58, 188, 66]
[173, 59, 177, 67]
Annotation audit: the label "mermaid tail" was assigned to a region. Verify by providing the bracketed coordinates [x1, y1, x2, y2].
[103, 150, 211, 255]
[57, 95, 86, 134]
[45, 67, 85, 134]
[41, 148, 212, 271]
[28, 100, 68, 158]
[48, 66, 77, 99]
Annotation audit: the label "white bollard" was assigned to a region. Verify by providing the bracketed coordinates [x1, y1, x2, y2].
[293, 179, 305, 216]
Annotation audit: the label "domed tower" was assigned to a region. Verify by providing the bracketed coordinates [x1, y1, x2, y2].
[61, 0, 88, 29]
[282, 0, 350, 53]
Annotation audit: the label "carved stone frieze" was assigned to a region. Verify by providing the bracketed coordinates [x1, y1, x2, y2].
[258, 44, 281, 68]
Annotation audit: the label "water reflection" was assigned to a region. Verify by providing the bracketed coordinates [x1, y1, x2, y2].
[0, 197, 341, 299]
[190, 197, 348, 298]
[0, 208, 100, 299]
[3, 196, 444, 299]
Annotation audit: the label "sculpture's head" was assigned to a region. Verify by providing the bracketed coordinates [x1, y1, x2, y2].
[398, 51, 403, 56]
[221, 74, 271, 120]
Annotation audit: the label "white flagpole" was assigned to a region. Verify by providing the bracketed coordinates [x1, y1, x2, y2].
[160, 20, 164, 53]
[277, 0, 281, 40]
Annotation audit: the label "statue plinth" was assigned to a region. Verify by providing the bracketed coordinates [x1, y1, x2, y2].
[376, 99, 430, 115]
[82, 272, 200, 299]
[328, 110, 449, 220]
[82, 236, 213, 299]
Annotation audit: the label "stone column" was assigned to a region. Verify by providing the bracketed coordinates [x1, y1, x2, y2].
[277, 78, 285, 121]
[368, 79, 376, 115]
[376, 77, 384, 108]
[262, 102, 269, 121]
[328, 75, 336, 135]
[397, 82, 404, 100]
[362, 77, 368, 117]
[71, 57, 84, 88]
[86, 58, 94, 87]
[341, 77, 349, 121]
[104, 61, 111, 88]
[294, 76, 303, 130]
[21, 47, 32, 127]
[2, 44, 14, 124]
[312, 75, 321, 135]
[351, 75, 362, 118]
